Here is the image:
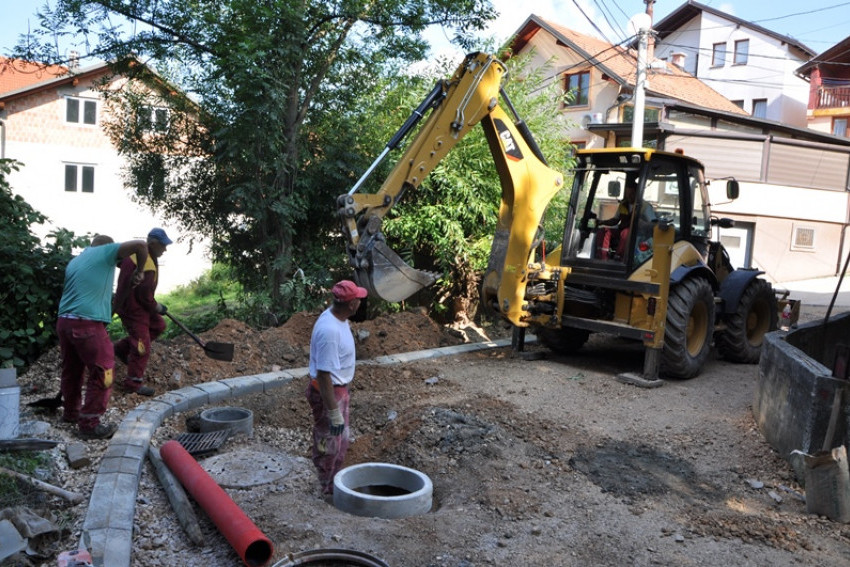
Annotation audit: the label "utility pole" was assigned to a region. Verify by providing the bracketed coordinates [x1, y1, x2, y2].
[631, 14, 651, 149]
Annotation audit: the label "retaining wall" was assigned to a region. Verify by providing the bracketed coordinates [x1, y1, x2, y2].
[753, 313, 850, 464]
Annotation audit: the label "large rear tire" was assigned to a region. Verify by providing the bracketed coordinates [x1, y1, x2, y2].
[661, 277, 715, 379]
[716, 279, 777, 363]
[537, 327, 590, 354]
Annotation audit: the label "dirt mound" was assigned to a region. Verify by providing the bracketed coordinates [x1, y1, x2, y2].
[19, 310, 471, 400]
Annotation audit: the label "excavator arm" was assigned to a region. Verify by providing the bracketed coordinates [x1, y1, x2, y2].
[337, 52, 564, 325]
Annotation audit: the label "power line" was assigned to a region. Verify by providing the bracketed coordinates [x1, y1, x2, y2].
[571, 0, 615, 45]
[751, 1, 850, 24]
[592, 0, 627, 43]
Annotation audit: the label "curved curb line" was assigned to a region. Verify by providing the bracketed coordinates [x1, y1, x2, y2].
[80, 335, 532, 566]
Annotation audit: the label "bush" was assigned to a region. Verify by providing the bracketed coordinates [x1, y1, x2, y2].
[0, 160, 89, 370]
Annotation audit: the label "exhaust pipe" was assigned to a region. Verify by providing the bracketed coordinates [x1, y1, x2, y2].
[160, 440, 274, 567]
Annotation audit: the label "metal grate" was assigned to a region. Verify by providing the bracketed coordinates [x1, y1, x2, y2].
[175, 429, 231, 457]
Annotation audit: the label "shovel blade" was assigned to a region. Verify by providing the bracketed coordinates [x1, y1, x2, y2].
[204, 342, 234, 361]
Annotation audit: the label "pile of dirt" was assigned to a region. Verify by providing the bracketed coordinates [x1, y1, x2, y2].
[19, 309, 479, 406]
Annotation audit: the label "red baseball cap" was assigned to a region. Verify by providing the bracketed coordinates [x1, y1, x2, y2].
[332, 280, 368, 302]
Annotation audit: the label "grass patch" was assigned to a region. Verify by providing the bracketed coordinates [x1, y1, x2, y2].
[108, 264, 242, 340]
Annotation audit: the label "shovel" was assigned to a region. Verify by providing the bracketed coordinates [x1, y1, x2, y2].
[165, 312, 234, 361]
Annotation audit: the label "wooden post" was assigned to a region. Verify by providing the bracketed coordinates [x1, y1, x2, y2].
[148, 446, 205, 546]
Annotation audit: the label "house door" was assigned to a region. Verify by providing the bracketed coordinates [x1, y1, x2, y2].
[718, 222, 753, 269]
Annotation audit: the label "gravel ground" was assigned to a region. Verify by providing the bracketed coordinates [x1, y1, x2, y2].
[6, 305, 850, 566]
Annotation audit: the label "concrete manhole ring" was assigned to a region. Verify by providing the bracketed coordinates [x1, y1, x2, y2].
[199, 406, 254, 438]
[271, 548, 390, 566]
[200, 450, 294, 488]
[333, 462, 432, 519]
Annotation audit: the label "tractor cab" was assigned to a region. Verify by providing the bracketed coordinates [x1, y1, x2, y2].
[563, 148, 712, 274]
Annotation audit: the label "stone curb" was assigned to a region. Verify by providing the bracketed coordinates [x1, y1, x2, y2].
[80, 335, 530, 566]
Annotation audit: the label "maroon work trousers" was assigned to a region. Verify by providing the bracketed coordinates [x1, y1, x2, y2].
[114, 312, 166, 386]
[305, 382, 351, 495]
[56, 317, 114, 430]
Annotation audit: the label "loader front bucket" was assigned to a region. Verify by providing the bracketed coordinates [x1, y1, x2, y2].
[355, 240, 437, 302]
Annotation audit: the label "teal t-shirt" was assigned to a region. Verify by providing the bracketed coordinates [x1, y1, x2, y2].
[58, 243, 120, 323]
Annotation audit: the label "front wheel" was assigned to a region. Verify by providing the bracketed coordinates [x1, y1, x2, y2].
[661, 277, 715, 379]
[715, 279, 777, 363]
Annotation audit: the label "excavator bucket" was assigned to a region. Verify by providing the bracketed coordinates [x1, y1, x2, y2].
[355, 240, 437, 302]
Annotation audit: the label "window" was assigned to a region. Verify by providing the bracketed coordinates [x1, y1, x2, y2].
[565, 71, 590, 106]
[139, 105, 170, 132]
[791, 225, 815, 250]
[64, 164, 95, 193]
[752, 99, 767, 119]
[733, 40, 749, 65]
[711, 42, 726, 67]
[834, 118, 848, 137]
[66, 97, 97, 125]
[731, 100, 745, 109]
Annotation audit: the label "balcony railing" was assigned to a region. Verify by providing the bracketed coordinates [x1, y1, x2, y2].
[816, 85, 850, 109]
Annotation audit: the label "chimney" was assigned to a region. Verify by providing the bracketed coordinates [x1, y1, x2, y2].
[69, 51, 79, 69]
[671, 52, 687, 69]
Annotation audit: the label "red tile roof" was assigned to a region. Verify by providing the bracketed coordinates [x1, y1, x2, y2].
[0, 57, 68, 94]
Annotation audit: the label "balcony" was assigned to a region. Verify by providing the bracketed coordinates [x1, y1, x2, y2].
[816, 85, 850, 109]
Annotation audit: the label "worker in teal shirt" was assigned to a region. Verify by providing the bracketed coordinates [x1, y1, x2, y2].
[57, 234, 147, 439]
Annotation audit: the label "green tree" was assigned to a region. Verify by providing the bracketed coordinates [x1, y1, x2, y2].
[0, 160, 88, 370]
[370, 52, 575, 321]
[16, 0, 497, 317]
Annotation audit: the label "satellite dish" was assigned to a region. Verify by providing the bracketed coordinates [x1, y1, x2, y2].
[627, 13, 652, 35]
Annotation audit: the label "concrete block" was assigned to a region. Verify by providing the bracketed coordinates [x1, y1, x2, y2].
[65, 442, 91, 469]
[84, 527, 133, 567]
[156, 391, 191, 414]
[191, 381, 233, 404]
[221, 375, 264, 396]
[754, 325, 850, 463]
[84, 472, 139, 531]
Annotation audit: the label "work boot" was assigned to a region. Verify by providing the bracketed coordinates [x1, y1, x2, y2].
[123, 382, 155, 397]
[135, 385, 156, 397]
[77, 422, 117, 440]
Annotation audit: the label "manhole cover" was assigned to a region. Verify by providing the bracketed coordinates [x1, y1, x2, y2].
[175, 429, 231, 457]
[200, 449, 294, 488]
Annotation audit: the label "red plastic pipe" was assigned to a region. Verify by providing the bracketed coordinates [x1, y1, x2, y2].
[160, 440, 274, 566]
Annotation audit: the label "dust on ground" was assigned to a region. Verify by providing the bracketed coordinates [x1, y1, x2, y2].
[10, 306, 850, 566]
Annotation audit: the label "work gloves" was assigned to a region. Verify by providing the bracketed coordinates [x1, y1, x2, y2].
[156, 303, 168, 315]
[328, 407, 345, 436]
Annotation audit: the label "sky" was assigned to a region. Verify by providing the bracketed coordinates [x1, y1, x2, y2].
[1, 0, 849, 61]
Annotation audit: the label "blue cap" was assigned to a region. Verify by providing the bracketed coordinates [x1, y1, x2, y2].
[147, 228, 173, 245]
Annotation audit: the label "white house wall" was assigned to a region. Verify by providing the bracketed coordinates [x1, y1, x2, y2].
[521, 29, 614, 148]
[654, 11, 809, 128]
[2, 76, 211, 292]
[653, 13, 701, 76]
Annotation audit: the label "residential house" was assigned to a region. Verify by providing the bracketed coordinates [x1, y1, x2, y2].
[509, 15, 850, 284]
[649, 0, 815, 128]
[509, 15, 746, 150]
[796, 35, 850, 139]
[0, 57, 210, 292]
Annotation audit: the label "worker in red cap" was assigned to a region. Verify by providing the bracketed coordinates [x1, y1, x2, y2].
[306, 279, 368, 496]
[113, 228, 173, 396]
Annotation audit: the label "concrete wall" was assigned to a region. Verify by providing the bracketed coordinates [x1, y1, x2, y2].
[753, 313, 850, 463]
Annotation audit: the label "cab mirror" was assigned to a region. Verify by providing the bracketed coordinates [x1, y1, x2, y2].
[607, 180, 621, 197]
[726, 179, 739, 200]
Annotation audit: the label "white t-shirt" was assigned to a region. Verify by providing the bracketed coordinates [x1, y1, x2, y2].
[309, 307, 356, 385]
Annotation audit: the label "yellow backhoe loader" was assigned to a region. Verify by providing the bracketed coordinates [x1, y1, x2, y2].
[337, 52, 784, 386]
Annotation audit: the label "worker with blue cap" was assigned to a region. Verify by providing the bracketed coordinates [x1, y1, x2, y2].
[113, 228, 174, 396]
